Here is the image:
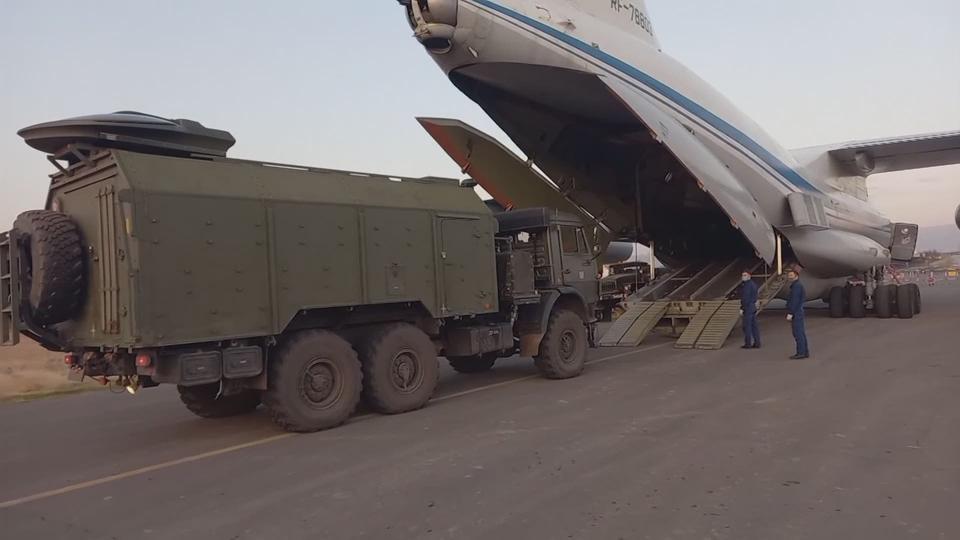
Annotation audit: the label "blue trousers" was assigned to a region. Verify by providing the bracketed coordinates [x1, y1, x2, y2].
[742, 310, 760, 346]
[791, 315, 809, 356]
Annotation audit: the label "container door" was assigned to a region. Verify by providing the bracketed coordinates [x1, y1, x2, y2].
[439, 218, 497, 316]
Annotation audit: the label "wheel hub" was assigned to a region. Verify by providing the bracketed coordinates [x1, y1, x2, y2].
[301, 359, 340, 407]
[391, 350, 420, 393]
[559, 330, 577, 363]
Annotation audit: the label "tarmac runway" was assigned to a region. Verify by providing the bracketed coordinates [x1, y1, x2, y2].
[1, 282, 958, 540]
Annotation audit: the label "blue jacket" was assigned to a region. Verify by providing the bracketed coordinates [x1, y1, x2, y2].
[787, 280, 806, 317]
[740, 280, 759, 312]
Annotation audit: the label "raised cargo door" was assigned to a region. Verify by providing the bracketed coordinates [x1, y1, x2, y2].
[439, 217, 498, 316]
[419, 117, 610, 252]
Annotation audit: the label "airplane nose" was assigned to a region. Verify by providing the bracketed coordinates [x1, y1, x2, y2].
[403, 0, 459, 53]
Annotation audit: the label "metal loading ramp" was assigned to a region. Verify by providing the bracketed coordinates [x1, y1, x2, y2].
[599, 259, 789, 350]
[598, 301, 671, 347]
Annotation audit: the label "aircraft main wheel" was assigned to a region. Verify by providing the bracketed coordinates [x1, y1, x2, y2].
[535, 308, 587, 380]
[828, 286, 846, 318]
[874, 284, 895, 319]
[448, 352, 497, 374]
[896, 285, 915, 319]
[357, 323, 439, 414]
[848, 285, 866, 318]
[264, 330, 363, 432]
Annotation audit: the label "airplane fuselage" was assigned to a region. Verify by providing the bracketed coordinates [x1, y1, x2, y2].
[403, 0, 900, 299]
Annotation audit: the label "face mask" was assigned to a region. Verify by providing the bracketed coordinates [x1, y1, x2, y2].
[741, 275, 750, 282]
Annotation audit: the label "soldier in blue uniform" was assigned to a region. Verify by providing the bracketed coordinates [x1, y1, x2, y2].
[785, 268, 810, 359]
[739, 271, 760, 349]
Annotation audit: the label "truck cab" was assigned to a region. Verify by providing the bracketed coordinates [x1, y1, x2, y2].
[494, 208, 600, 308]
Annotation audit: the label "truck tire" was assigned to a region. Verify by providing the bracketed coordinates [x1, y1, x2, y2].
[896, 285, 914, 319]
[906, 283, 922, 314]
[13, 210, 85, 326]
[448, 352, 497, 374]
[263, 330, 363, 432]
[828, 286, 846, 318]
[535, 308, 587, 380]
[357, 323, 439, 414]
[177, 383, 261, 418]
[848, 285, 866, 318]
[874, 284, 895, 319]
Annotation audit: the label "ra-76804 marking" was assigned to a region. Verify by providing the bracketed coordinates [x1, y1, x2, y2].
[609, 0, 654, 36]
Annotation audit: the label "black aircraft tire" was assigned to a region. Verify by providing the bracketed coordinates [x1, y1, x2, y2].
[874, 284, 895, 319]
[828, 287, 846, 318]
[896, 285, 915, 319]
[535, 309, 587, 380]
[358, 323, 439, 414]
[13, 210, 85, 326]
[848, 286, 867, 319]
[264, 330, 363, 432]
[178, 383, 261, 418]
[448, 352, 497, 374]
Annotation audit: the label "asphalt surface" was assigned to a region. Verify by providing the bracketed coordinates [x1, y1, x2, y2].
[1, 282, 958, 540]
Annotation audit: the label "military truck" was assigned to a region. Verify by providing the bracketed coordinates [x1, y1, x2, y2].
[1, 112, 599, 432]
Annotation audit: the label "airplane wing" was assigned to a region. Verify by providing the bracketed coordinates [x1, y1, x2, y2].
[597, 77, 777, 262]
[417, 117, 612, 248]
[827, 130, 960, 176]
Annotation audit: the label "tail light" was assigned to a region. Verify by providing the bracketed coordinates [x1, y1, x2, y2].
[136, 353, 153, 368]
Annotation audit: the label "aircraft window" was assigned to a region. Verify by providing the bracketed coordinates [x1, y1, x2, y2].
[560, 226, 580, 254]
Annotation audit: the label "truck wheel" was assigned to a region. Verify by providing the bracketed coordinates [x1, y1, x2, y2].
[448, 352, 497, 374]
[848, 285, 866, 318]
[896, 285, 915, 319]
[357, 323, 438, 414]
[263, 330, 362, 432]
[906, 283, 922, 314]
[177, 383, 261, 418]
[13, 210, 85, 326]
[535, 309, 587, 380]
[828, 286, 846, 318]
[874, 284, 895, 319]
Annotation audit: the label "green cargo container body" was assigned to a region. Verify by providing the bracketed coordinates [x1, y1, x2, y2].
[49, 150, 499, 349]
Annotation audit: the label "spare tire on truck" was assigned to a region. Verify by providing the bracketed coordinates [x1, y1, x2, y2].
[13, 210, 85, 326]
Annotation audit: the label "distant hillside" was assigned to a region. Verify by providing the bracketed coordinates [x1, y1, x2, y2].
[918, 225, 960, 252]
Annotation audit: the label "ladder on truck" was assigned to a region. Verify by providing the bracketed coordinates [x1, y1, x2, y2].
[0, 231, 21, 346]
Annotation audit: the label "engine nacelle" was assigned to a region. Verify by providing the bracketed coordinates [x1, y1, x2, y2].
[780, 228, 891, 278]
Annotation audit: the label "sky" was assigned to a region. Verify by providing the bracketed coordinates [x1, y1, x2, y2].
[1, 0, 958, 231]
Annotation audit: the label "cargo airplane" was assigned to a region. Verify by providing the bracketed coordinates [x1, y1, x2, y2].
[398, 0, 960, 302]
